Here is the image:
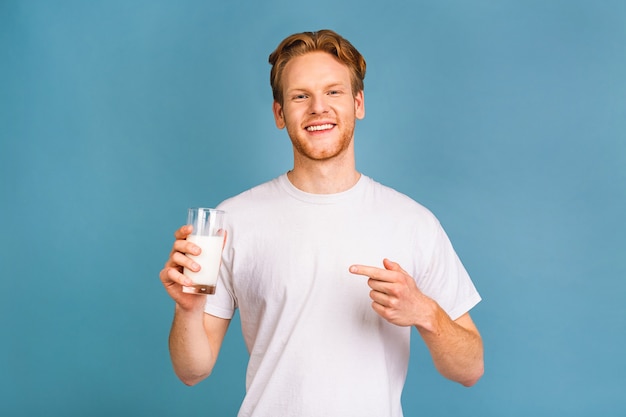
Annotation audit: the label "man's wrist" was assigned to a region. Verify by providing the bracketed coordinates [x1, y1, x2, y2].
[414, 297, 444, 334]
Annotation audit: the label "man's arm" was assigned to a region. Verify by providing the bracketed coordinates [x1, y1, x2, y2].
[160, 225, 232, 386]
[415, 309, 483, 386]
[349, 258, 484, 386]
[169, 307, 230, 386]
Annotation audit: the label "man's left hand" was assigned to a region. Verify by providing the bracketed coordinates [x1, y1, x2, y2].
[349, 259, 435, 327]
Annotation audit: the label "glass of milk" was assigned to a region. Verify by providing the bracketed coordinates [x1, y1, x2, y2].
[182, 207, 226, 295]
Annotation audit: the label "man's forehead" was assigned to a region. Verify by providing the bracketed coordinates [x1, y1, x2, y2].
[282, 52, 351, 88]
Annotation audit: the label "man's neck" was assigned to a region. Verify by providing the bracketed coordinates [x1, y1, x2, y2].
[286, 164, 361, 194]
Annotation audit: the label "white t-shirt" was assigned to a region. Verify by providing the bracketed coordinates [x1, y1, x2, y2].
[205, 174, 481, 417]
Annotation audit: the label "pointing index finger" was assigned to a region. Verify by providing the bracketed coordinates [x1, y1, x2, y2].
[349, 264, 387, 280]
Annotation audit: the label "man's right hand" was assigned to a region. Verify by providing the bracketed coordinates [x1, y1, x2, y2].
[159, 224, 208, 311]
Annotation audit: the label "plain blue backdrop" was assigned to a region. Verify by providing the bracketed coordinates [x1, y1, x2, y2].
[1, 0, 625, 416]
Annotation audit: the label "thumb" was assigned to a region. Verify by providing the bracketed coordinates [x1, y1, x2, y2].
[383, 258, 409, 275]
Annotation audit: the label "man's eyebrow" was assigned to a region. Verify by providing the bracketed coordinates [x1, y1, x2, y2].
[287, 82, 348, 92]
[284, 88, 308, 96]
[325, 82, 349, 89]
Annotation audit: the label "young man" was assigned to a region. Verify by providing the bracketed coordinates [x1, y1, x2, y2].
[160, 29, 484, 416]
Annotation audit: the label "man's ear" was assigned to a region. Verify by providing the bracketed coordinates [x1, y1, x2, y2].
[273, 101, 286, 129]
[355, 90, 365, 120]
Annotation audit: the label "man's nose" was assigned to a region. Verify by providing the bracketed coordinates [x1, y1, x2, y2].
[309, 94, 329, 114]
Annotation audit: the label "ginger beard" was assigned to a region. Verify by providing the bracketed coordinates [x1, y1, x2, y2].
[284, 110, 357, 162]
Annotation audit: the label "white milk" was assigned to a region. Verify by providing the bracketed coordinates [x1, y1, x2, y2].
[183, 234, 224, 288]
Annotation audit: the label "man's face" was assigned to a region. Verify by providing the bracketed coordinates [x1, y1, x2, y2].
[273, 51, 365, 163]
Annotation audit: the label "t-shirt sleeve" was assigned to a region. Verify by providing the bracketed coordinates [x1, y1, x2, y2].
[416, 220, 481, 320]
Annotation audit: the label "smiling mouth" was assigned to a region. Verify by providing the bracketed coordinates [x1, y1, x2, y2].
[306, 123, 335, 132]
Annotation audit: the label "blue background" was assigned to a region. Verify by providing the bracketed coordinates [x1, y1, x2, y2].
[2, 0, 625, 416]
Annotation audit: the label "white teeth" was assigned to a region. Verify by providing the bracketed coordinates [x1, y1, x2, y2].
[306, 124, 334, 132]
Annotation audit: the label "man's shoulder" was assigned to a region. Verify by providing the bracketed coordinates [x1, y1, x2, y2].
[363, 176, 433, 215]
[217, 175, 285, 211]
